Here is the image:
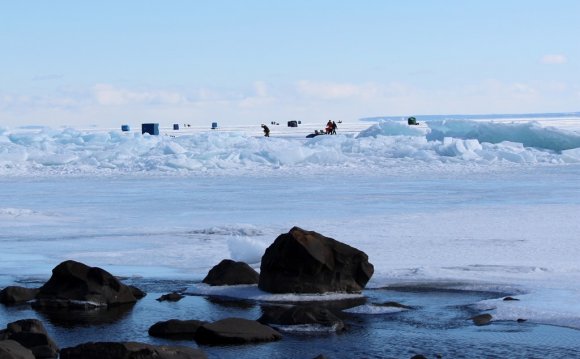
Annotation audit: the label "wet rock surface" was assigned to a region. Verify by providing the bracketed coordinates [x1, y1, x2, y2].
[0, 319, 59, 359]
[259, 227, 374, 293]
[202, 259, 259, 286]
[33, 260, 140, 309]
[195, 318, 282, 345]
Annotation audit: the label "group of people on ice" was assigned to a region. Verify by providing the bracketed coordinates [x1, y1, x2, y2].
[260, 120, 339, 137]
[325, 120, 338, 135]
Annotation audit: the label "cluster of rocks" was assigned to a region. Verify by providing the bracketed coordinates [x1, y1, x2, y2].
[3, 226, 503, 358]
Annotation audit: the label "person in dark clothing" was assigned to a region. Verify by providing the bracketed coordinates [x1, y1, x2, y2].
[331, 121, 337, 135]
[326, 120, 333, 134]
[261, 124, 270, 137]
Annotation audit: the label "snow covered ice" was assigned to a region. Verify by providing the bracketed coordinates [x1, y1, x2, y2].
[1, 116, 580, 331]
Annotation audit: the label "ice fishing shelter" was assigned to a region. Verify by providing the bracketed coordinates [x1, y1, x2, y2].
[121, 125, 130, 132]
[141, 123, 159, 135]
[211, 122, 218, 129]
[288, 120, 298, 127]
[407, 117, 418, 125]
[173, 124, 179, 130]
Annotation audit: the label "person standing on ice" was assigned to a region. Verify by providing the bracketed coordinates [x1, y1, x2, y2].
[261, 124, 270, 137]
[325, 120, 333, 134]
[331, 121, 337, 135]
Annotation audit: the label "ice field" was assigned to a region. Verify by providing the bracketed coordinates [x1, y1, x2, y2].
[1, 115, 580, 332]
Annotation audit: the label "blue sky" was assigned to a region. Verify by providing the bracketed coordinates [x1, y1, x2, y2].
[1, 1, 579, 128]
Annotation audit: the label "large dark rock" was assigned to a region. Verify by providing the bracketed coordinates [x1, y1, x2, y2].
[0, 340, 36, 359]
[0, 287, 39, 305]
[33, 260, 139, 308]
[59, 342, 206, 359]
[202, 260, 259, 286]
[195, 318, 281, 345]
[148, 319, 207, 339]
[259, 227, 374, 293]
[0, 319, 59, 358]
[259, 305, 345, 331]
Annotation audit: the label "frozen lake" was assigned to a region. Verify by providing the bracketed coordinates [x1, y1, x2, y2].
[1, 117, 580, 356]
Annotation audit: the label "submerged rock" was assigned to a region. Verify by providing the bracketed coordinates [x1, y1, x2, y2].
[471, 313, 493, 326]
[33, 260, 139, 309]
[0, 319, 59, 358]
[59, 342, 206, 359]
[259, 227, 374, 293]
[0, 287, 39, 305]
[195, 318, 281, 345]
[202, 259, 259, 286]
[156, 292, 184, 302]
[259, 305, 345, 331]
[503, 296, 520, 301]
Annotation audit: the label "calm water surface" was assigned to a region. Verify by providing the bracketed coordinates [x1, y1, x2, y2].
[1, 278, 579, 359]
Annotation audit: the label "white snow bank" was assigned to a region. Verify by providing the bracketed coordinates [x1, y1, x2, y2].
[227, 236, 269, 264]
[1, 120, 579, 175]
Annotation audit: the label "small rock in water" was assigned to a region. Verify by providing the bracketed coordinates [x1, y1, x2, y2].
[503, 296, 520, 301]
[156, 292, 184, 302]
[471, 313, 493, 326]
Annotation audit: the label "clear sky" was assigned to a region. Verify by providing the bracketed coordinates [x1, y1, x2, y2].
[1, 1, 579, 128]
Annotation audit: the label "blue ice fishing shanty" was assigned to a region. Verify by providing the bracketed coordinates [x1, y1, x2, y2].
[141, 123, 159, 135]
[211, 122, 218, 129]
[121, 125, 130, 132]
[173, 124, 179, 130]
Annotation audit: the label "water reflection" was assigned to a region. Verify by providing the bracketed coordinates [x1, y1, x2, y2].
[34, 303, 135, 327]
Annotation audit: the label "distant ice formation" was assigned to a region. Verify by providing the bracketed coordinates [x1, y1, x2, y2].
[1, 120, 579, 176]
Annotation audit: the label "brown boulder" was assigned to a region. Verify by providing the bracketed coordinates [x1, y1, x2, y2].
[259, 227, 374, 293]
[33, 260, 139, 308]
[202, 260, 259, 286]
